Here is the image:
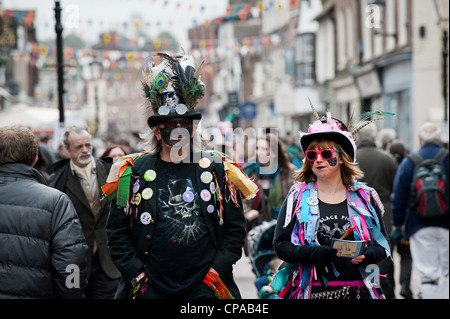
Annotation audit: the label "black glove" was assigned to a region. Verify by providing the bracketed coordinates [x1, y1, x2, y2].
[310, 246, 338, 266]
[360, 245, 387, 266]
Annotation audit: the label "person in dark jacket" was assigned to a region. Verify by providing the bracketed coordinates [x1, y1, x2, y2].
[356, 124, 399, 298]
[0, 126, 88, 298]
[48, 124, 121, 298]
[104, 52, 256, 299]
[391, 122, 449, 299]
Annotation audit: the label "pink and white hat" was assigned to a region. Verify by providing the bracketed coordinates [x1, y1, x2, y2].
[299, 99, 395, 163]
[300, 112, 357, 162]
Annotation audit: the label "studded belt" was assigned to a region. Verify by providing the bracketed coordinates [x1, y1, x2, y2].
[310, 286, 350, 299]
[310, 280, 366, 299]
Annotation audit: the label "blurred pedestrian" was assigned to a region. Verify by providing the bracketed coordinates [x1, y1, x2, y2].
[242, 133, 297, 225]
[38, 142, 56, 172]
[56, 141, 70, 160]
[48, 124, 121, 299]
[103, 52, 257, 299]
[388, 138, 408, 164]
[356, 123, 398, 298]
[285, 131, 304, 169]
[357, 124, 398, 231]
[0, 126, 88, 298]
[391, 122, 449, 299]
[387, 138, 414, 299]
[378, 128, 396, 150]
[272, 110, 391, 299]
[99, 144, 127, 163]
[34, 146, 50, 180]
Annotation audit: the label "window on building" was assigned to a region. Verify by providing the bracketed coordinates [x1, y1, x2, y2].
[295, 33, 316, 86]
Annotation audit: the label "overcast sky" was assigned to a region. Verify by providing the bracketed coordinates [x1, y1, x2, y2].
[2, 0, 228, 47]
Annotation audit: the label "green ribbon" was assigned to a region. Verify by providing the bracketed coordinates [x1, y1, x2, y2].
[117, 166, 132, 207]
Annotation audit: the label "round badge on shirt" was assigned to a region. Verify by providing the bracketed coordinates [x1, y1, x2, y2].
[140, 212, 152, 225]
[144, 170, 157, 182]
[182, 190, 195, 203]
[142, 188, 153, 200]
[199, 157, 211, 169]
[201, 189, 212, 202]
[306, 197, 319, 206]
[200, 171, 213, 184]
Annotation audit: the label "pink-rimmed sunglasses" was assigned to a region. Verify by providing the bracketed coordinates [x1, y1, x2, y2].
[305, 149, 340, 161]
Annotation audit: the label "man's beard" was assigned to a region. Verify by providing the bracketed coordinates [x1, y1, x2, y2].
[77, 153, 93, 165]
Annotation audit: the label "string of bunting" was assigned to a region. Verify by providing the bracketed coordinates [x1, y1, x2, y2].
[0, 1, 299, 28]
[5, 0, 297, 69]
[11, 31, 285, 70]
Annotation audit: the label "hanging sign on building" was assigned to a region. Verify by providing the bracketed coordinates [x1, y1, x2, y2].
[240, 102, 257, 120]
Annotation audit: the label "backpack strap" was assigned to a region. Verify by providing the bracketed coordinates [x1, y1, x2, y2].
[434, 148, 449, 165]
[408, 149, 449, 175]
[407, 152, 423, 174]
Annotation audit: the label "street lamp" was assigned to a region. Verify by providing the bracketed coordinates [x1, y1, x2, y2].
[433, 0, 449, 144]
[54, 1, 65, 146]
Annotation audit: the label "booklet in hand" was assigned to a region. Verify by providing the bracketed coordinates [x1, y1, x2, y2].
[332, 239, 366, 258]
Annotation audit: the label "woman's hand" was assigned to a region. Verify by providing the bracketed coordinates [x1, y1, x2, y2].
[350, 255, 366, 264]
[245, 209, 259, 221]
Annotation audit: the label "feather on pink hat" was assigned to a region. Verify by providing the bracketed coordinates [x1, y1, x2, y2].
[299, 99, 395, 162]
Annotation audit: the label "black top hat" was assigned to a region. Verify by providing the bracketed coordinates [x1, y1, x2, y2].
[143, 51, 205, 128]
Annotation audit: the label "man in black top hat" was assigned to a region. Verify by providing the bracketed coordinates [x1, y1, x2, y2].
[105, 51, 257, 299]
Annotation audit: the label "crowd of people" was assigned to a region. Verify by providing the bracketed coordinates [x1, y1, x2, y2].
[0, 51, 448, 300]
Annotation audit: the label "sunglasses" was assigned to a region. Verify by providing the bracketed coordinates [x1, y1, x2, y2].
[160, 119, 193, 129]
[305, 149, 340, 161]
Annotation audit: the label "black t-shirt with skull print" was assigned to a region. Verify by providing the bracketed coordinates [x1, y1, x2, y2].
[317, 199, 362, 282]
[145, 158, 215, 293]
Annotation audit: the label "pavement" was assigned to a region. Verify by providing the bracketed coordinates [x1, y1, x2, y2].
[234, 247, 424, 299]
[234, 250, 259, 299]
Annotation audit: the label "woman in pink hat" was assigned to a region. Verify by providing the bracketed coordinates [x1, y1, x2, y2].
[272, 110, 392, 299]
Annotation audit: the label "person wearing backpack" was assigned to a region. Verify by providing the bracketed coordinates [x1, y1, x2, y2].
[391, 122, 449, 299]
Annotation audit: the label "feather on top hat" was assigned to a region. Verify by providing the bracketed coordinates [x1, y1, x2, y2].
[142, 50, 205, 128]
[300, 98, 394, 162]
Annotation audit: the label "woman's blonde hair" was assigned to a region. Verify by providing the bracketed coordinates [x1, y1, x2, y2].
[295, 138, 363, 186]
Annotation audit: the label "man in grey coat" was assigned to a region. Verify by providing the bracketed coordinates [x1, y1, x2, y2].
[0, 126, 88, 298]
[48, 124, 120, 298]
